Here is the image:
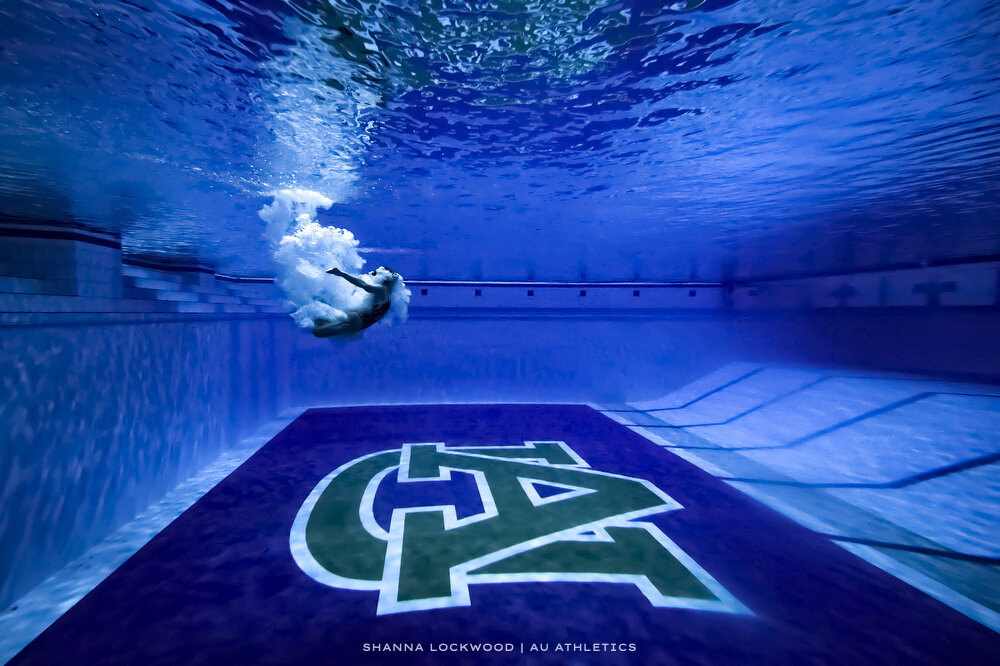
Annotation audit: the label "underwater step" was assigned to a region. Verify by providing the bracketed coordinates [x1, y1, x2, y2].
[121, 286, 199, 302]
[122, 275, 180, 291]
[174, 302, 222, 314]
[0, 276, 49, 295]
[121, 265, 187, 284]
[617, 363, 1000, 632]
[219, 304, 257, 314]
[242, 297, 281, 307]
[203, 293, 244, 304]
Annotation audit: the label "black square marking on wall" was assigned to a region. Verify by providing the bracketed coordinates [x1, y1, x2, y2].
[527, 289, 534, 297]
[474, 289, 482, 296]
[579, 290, 587, 297]
[420, 288, 428, 296]
[633, 290, 640, 297]
[689, 289, 696, 297]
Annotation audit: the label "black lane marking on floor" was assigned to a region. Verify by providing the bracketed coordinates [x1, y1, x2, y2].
[669, 391, 1000, 452]
[723, 453, 1000, 489]
[646, 367, 766, 413]
[676, 376, 834, 428]
[822, 535, 1000, 565]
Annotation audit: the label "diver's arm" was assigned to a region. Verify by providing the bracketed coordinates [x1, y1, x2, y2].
[326, 267, 380, 294]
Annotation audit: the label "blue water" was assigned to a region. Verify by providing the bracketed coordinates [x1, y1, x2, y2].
[2, 0, 998, 279]
[2, 2, 1000, 661]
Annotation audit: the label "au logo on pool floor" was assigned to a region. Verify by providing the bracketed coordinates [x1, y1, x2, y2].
[290, 441, 746, 616]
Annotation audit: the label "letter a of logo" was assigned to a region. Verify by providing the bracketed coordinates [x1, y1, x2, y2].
[290, 441, 746, 616]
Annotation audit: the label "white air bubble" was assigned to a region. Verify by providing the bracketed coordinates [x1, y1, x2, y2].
[260, 189, 409, 330]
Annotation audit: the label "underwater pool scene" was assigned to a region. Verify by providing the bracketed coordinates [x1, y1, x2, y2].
[1, 0, 999, 663]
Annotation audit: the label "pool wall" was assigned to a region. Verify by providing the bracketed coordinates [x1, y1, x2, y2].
[0, 316, 294, 609]
[2, 225, 1000, 612]
[288, 308, 1000, 408]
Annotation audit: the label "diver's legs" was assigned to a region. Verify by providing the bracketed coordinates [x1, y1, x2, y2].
[311, 312, 364, 338]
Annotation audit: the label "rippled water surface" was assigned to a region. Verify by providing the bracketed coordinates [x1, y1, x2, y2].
[1, 0, 998, 278]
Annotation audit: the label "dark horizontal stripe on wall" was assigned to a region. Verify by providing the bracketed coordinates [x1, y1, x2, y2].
[124, 258, 274, 282]
[0, 312, 287, 328]
[408, 307, 732, 320]
[406, 280, 723, 289]
[0, 215, 118, 238]
[215, 274, 275, 284]
[0, 226, 121, 250]
[735, 253, 1000, 285]
[123, 257, 215, 274]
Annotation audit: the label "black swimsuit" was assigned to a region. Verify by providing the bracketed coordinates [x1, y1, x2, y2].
[358, 298, 391, 330]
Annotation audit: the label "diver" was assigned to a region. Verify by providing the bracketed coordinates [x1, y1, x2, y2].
[311, 266, 400, 338]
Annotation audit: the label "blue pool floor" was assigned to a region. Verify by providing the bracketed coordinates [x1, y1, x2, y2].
[1, 369, 998, 664]
[603, 363, 1000, 630]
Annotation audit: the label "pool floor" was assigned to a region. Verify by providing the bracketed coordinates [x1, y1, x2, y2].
[6, 399, 999, 665]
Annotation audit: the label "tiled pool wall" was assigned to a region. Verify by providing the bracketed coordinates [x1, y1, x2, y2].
[2, 222, 1000, 612]
[0, 223, 300, 608]
[286, 308, 1000, 409]
[0, 315, 295, 609]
